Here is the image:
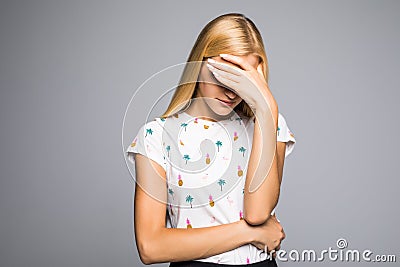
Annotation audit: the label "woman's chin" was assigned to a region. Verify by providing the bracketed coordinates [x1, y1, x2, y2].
[210, 106, 235, 117]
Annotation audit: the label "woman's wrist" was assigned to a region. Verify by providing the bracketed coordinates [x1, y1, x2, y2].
[254, 95, 278, 120]
[254, 106, 278, 130]
[238, 218, 257, 244]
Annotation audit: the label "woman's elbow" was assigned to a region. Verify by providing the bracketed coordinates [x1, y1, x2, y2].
[244, 213, 270, 226]
[243, 207, 275, 226]
[137, 240, 157, 265]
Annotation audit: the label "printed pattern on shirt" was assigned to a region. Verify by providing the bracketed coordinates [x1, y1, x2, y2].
[126, 110, 296, 265]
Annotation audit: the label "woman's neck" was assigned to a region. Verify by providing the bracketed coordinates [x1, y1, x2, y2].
[183, 97, 235, 122]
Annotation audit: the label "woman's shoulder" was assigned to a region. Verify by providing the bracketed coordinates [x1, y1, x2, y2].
[140, 112, 177, 126]
[137, 117, 164, 130]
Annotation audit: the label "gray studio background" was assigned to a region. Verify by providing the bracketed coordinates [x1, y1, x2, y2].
[1, 1, 399, 266]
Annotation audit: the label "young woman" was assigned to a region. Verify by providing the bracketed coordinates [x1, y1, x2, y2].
[126, 13, 296, 267]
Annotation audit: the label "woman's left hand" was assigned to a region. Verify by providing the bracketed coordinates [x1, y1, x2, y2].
[206, 53, 278, 115]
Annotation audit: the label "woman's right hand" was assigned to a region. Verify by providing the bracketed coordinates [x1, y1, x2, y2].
[248, 214, 285, 256]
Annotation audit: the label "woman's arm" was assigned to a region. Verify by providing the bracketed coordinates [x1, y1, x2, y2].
[276, 142, 286, 185]
[133, 153, 255, 265]
[204, 54, 286, 226]
[243, 108, 282, 226]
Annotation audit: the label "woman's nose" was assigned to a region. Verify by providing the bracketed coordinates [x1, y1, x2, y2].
[224, 88, 237, 99]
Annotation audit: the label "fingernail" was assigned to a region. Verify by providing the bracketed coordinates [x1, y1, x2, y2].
[207, 58, 216, 63]
[212, 71, 219, 77]
[206, 63, 214, 70]
[219, 53, 229, 58]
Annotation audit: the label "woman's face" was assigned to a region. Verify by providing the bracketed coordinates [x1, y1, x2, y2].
[195, 54, 260, 116]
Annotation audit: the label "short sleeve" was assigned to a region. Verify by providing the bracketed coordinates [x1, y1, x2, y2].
[125, 119, 166, 172]
[277, 113, 296, 158]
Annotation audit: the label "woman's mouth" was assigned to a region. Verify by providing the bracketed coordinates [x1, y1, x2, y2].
[216, 98, 234, 106]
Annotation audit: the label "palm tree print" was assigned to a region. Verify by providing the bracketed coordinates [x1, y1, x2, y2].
[145, 128, 153, 137]
[166, 145, 171, 157]
[183, 154, 190, 164]
[239, 146, 246, 157]
[235, 117, 242, 125]
[215, 140, 222, 152]
[217, 179, 226, 191]
[168, 188, 174, 200]
[181, 122, 188, 131]
[185, 195, 194, 208]
[277, 126, 280, 136]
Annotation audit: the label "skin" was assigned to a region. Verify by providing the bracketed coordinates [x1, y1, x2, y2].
[206, 54, 283, 224]
[184, 54, 259, 120]
[133, 54, 287, 264]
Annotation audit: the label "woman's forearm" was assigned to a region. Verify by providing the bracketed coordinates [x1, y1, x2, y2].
[138, 219, 254, 264]
[243, 104, 280, 226]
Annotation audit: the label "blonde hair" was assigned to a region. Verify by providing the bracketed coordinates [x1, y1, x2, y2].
[161, 13, 269, 119]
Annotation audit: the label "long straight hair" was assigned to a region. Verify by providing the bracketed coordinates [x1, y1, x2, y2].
[161, 13, 270, 119]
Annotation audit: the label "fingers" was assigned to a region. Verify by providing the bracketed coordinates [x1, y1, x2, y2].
[257, 63, 264, 77]
[206, 63, 240, 83]
[209, 70, 239, 94]
[207, 58, 242, 77]
[220, 54, 253, 71]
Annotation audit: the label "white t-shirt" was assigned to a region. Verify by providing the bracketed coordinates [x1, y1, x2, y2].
[126, 110, 296, 265]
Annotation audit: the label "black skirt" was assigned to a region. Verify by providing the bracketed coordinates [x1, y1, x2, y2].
[169, 257, 278, 267]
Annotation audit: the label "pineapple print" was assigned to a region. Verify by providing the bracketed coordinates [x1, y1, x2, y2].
[205, 153, 210, 164]
[174, 113, 179, 118]
[239, 210, 243, 220]
[186, 218, 192, 229]
[233, 131, 238, 141]
[237, 165, 243, 177]
[194, 117, 198, 123]
[204, 124, 209, 129]
[130, 137, 137, 147]
[178, 174, 183, 186]
[209, 194, 214, 207]
[180, 139, 184, 146]
[246, 257, 250, 264]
